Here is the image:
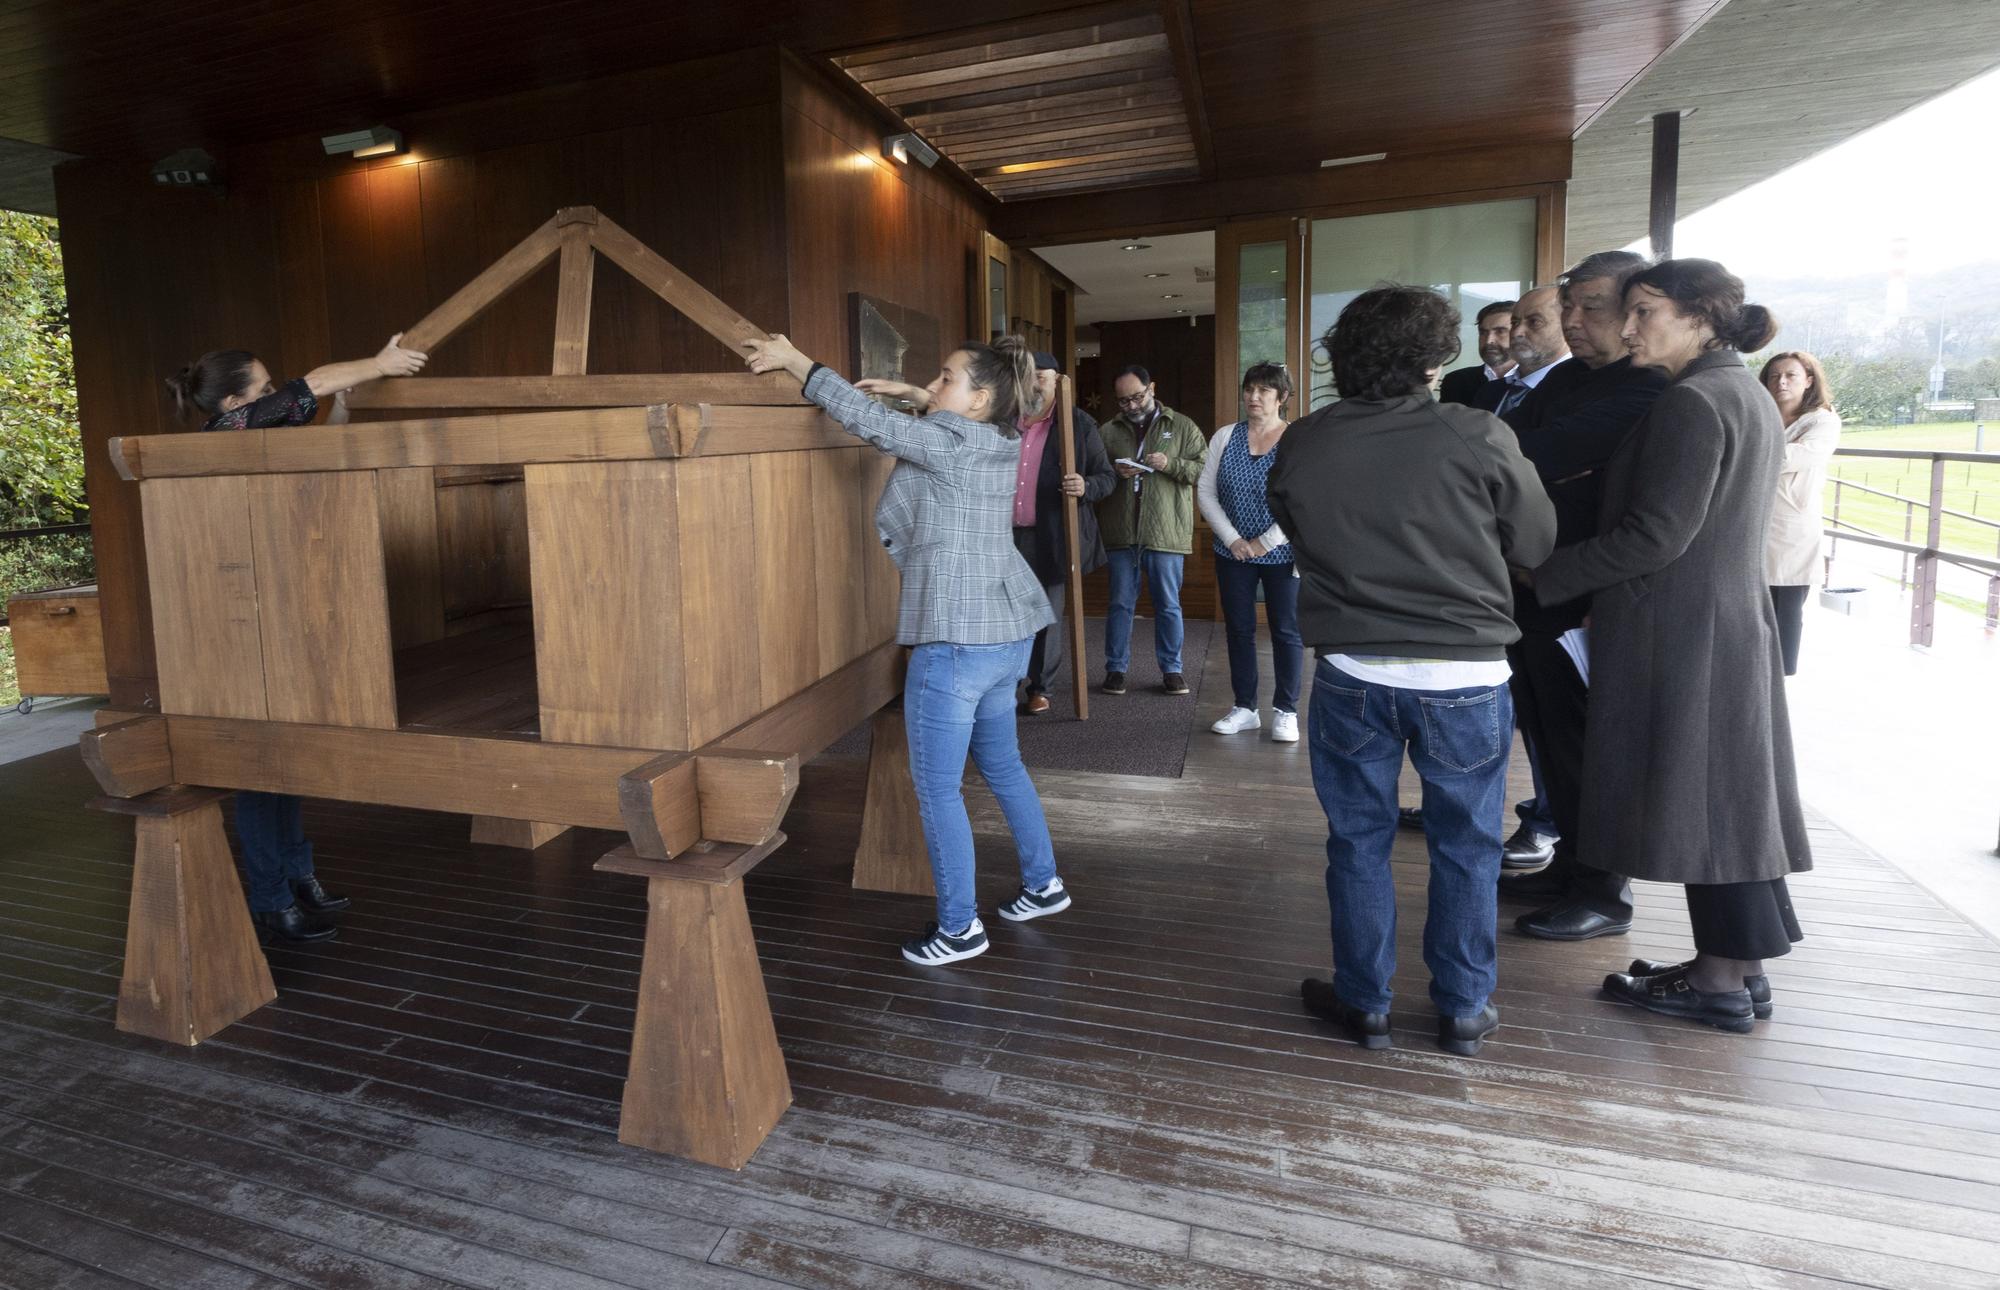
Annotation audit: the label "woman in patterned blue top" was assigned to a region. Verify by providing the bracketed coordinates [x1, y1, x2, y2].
[743, 330, 1072, 970]
[1197, 361, 1303, 743]
[164, 336, 428, 945]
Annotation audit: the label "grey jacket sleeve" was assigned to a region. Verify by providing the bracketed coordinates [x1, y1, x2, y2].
[1534, 384, 1726, 604]
[1487, 420, 1557, 569]
[805, 364, 963, 470]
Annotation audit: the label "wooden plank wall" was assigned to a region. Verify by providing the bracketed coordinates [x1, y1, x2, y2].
[56, 49, 796, 708]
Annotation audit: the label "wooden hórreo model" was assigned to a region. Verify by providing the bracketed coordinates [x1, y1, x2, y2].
[79, 206, 938, 1169]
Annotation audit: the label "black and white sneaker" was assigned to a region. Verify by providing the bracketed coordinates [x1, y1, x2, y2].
[996, 877, 1071, 922]
[901, 918, 989, 966]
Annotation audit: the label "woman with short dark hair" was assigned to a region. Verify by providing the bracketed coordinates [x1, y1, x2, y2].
[1198, 360, 1302, 741]
[1759, 351, 1841, 675]
[1533, 259, 1812, 1033]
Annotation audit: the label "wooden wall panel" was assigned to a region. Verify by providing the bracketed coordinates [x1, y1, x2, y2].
[748, 453, 820, 709]
[245, 472, 398, 729]
[811, 448, 887, 674]
[526, 460, 687, 751]
[139, 476, 265, 721]
[674, 457, 763, 746]
[376, 468, 446, 648]
[434, 477, 532, 624]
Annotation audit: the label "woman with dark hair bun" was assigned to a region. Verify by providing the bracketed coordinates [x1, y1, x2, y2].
[165, 333, 430, 944]
[1532, 258, 1812, 1034]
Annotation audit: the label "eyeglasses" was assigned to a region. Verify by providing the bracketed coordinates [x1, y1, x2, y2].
[1115, 391, 1151, 407]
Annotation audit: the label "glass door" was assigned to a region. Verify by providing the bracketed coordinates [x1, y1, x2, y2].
[1214, 217, 1304, 432]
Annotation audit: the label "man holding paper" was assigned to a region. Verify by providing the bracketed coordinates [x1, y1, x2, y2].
[1095, 364, 1207, 695]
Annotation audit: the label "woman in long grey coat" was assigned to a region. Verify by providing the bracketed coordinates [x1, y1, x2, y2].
[1533, 258, 1811, 1034]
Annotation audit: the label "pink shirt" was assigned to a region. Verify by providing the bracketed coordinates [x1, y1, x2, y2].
[1013, 411, 1053, 527]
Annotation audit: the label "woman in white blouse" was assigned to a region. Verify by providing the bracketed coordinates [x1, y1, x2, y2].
[1197, 361, 1302, 741]
[1759, 351, 1841, 675]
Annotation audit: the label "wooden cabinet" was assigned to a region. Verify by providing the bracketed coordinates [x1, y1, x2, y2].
[7, 585, 108, 696]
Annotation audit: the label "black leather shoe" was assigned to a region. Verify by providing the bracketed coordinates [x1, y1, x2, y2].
[254, 904, 337, 944]
[1496, 869, 1569, 900]
[1602, 966, 1754, 1033]
[1300, 978, 1390, 1049]
[1500, 823, 1557, 872]
[1101, 671, 1127, 695]
[1438, 1004, 1500, 1056]
[290, 875, 350, 913]
[1515, 901, 1632, 941]
[1397, 806, 1424, 831]
[1162, 673, 1190, 695]
[1630, 959, 1771, 1019]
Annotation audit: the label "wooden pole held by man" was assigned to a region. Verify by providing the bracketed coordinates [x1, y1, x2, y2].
[1058, 374, 1089, 720]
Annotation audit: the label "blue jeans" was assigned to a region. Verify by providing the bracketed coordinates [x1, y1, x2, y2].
[1104, 548, 1185, 675]
[904, 640, 1059, 933]
[1307, 659, 1511, 1018]
[235, 791, 316, 913]
[1213, 555, 1303, 712]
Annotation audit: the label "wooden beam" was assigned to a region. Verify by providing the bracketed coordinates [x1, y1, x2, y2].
[346, 373, 805, 410]
[79, 715, 173, 797]
[111, 408, 676, 479]
[551, 223, 596, 375]
[695, 751, 799, 846]
[712, 641, 905, 761]
[864, 33, 1167, 100]
[469, 817, 570, 850]
[163, 716, 661, 830]
[1059, 375, 1089, 722]
[1160, 0, 1217, 179]
[619, 753, 701, 860]
[398, 214, 564, 355]
[664, 404, 852, 457]
[594, 833, 785, 885]
[852, 708, 931, 896]
[835, 13, 1160, 83]
[587, 214, 770, 355]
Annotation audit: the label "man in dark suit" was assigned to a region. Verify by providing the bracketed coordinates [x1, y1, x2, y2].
[1437, 299, 1517, 406]
[1499, 250, 1670, 941]
[1015, 351, 1117, 713]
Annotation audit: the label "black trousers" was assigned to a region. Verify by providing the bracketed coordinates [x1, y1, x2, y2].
[1686, 877, 1802, 960]
[1770, 584, 1808, 676]
[1013, 527, 1068, 696]
[1507, 631, 1633, 919]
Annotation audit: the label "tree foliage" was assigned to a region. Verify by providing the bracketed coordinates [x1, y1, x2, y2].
[0, 210, 82, 529]
[1818, 352, 1926, 426]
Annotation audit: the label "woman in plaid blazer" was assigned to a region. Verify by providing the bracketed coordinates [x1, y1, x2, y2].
[744, 332, 1074, 967]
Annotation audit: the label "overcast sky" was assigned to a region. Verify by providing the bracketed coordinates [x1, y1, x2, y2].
[1633, 63, 2000, 280]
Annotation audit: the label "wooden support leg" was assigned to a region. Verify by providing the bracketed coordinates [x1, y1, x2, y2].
[470, 816, 572, 850]
[619, 870, 791, 1169]
[852, 706, 934, 897]
[112, 790, 277, 1046]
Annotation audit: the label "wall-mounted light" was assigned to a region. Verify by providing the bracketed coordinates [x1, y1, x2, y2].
[882, 132, 939, 168]
[151, 148, 223, 189]
[322, 126, 406, 159]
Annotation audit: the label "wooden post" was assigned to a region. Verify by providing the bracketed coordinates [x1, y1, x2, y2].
[1058, 374, 1090, 720]
[1649, 110, 1681, 261]
[470, 817, 571, 850]
[597, 838, 792, 1169]
[852, 706, 933, 896]
[94, 788, 277, 1047]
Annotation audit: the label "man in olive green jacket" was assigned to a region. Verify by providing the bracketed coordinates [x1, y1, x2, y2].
[1095, 364, 1208, 695]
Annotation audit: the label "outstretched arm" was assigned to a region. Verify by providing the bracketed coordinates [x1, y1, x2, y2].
[745, 333, 962, 467]
[302, 334, 428, 399]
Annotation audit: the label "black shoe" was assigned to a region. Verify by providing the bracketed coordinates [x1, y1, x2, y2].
[1515, 900, 1632, 941]
[1437, 1004, 1500, 1056]
[290, 875, 350, 913]
[1630, 959, 1772, 1019]
[1496, 868, 1568, 900]
[1162, 673, 1190, 695]
[1500, 823, 1557, 872]
[1602, 966, 1754, 1033]
[1101, 671, 1127, 695]
[1300, 978, 1390, 1049]
[1396, 806, 1424, 831]
[253, 904, 337, 944]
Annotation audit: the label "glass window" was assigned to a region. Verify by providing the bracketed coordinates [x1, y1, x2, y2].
[987, 257, 1008, 343]
[1305, 199, 1537, 409]
[1236, 240, 1287, 422]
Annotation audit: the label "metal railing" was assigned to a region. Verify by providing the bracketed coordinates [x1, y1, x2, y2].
[1823, 448, 2000, 644]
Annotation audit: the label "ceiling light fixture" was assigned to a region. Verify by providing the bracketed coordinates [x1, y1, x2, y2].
[882, 132, 939, 167]
[1161, 293, 1180, 299]
[1144, 271, 1169, 279]
[1120, 242, 1152, 252]
[1319, 152, 1388, 168]
[322, 126, 406, 159]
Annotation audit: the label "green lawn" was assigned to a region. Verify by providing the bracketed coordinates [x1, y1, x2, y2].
[1826, 422, 2000, 560]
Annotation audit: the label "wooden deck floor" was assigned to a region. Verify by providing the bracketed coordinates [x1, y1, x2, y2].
[2, 647, 1999, 1288]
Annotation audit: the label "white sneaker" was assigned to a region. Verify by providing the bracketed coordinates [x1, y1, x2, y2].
[1271, 711, 1300, 742]
[1211, 706, 1261, 735]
